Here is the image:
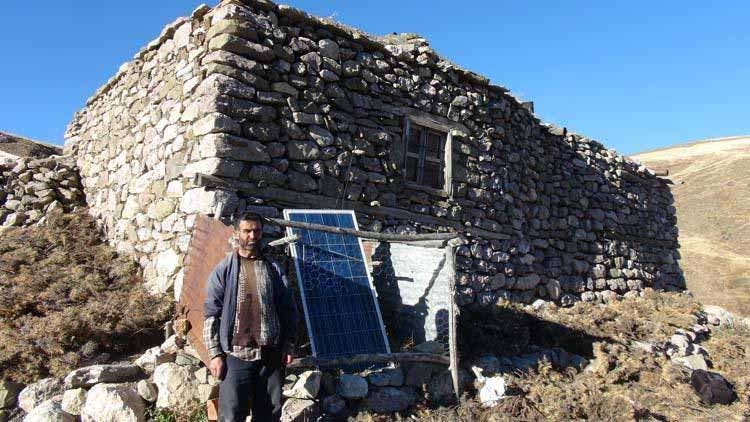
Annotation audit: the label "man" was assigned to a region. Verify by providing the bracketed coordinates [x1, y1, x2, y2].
[203, 212, 298, 421]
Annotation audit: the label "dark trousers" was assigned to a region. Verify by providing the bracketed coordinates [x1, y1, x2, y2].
[219, 352, 283, 422]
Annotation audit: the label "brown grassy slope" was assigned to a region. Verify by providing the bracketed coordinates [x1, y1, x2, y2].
[0, 211, 172, 383]
[0, 131, 62, 159]
[632, 136, 750, 316]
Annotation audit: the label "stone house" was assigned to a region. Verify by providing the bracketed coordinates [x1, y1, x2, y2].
[64, 0, 681, 307]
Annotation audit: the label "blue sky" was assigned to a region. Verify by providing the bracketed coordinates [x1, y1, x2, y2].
[1, 1, 748, 155]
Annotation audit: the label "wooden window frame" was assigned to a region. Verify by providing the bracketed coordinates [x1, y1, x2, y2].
[402, 116, 453, 198]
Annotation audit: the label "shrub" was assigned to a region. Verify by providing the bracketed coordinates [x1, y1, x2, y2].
[0, 210, 172, 383]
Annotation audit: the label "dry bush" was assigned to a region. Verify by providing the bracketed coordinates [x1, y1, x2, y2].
[530, 290, 701, 343]
[0, 210, 172, 383]
[458, 291, 699, 363]
[702, 324, 750, 414]
[146, 401, 208, 422]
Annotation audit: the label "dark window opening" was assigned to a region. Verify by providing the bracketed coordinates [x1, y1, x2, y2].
[404, 123, 447, 190]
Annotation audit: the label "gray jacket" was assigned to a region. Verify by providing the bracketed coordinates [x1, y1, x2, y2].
[203, 250, 298, 356]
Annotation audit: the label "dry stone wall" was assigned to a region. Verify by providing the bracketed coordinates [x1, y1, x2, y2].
[65, 4, 232, 297]
[65, 0, 682, 306]
[0, 157, 83, 228]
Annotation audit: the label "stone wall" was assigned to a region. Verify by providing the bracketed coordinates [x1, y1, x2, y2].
[65, 0, 682, 306]
[65, 4, 231, 297]
[0, 157, 83, 228]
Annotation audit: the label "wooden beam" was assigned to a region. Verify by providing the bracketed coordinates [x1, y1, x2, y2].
[621, 171, 670, 186]
[387, 104, 472, 136]
[288, 352, 450, 368]
[193, 173, 511, 241]
[621, 171, 649, 184]
[266, 217, 458, 242]
[447, 245, 461, 402]
[600, 230, 677, 247]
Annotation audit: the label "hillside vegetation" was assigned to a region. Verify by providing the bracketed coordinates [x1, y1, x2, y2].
[633, 136, 750, 316]
[355, 292, 750, 421]
[0, 211, 172, 383]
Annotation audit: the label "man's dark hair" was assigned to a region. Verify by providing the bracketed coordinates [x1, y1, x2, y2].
[234, 211, 264, 229]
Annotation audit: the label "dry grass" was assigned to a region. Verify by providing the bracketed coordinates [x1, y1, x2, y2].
[0, 210, 172, 383]
[529, 289, 700, 343]
[352, 292, 750, 421]
[632, 136, 750, 316]
[146, 401, 208, 422]
[0, 130, 61, 159]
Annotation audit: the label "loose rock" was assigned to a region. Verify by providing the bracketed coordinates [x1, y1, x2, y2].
[17, 378, 63, 413]
[280, 398, 319, 422]
[80, 383, 145, 422]
[363, 387, 416, 413]
[23, 399, 74, 422]
[64, 364, 143, 388]
[283, 370, 321, 399]
[60, 389, 87, 416]
[0, 380, 22, 409]
[153, 363, 200, 409]
[136, 380, 158, 403]
[336, 374, 368, 399]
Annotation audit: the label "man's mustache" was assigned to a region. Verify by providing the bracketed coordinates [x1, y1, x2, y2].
[238, 238, 260, 248]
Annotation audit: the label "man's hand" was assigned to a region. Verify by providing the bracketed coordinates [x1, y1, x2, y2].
[283, 353, 294, 366]
[209, 355, 225, 380]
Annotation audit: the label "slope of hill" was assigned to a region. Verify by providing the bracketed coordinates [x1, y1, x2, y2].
[0, 131, 62, 160]
[632, 136, 750, 316]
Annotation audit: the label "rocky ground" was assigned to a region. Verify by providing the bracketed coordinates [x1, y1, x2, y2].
[2, 282, 747, 421]
[356, 292, 750, 421]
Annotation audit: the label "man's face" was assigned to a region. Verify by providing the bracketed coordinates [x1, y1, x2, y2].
[236, 220, 263, 251]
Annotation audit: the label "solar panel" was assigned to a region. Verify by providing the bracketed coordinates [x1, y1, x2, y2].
[283, 209, 390, 366]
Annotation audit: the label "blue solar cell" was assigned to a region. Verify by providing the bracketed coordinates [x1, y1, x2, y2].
[284, 210, 390, 368]
[338, 214, 356, 229]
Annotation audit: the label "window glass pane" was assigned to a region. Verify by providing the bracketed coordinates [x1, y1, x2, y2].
[423, 161, 443, 189]
[407, 126, 422, 154]
[425, 131, 445, 159]
[405, 156, 419, 182]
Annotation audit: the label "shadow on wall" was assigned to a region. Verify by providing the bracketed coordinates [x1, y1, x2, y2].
[468, 131, 690, 304]
[562, 135, 686, 294]
[371, 242, 450, 352]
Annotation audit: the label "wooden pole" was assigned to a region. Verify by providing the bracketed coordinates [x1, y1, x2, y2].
[288, 352, 450, 368]
[265, 217, 458, 242]
[192, 173, 511, 241]
[447, 245, 461, 402]
[267, 234, 299, 247]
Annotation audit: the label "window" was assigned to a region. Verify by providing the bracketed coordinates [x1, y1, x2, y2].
[404, 122, 448, 191]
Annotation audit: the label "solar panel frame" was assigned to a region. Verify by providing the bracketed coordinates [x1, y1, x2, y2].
[283, 209, 391, 361]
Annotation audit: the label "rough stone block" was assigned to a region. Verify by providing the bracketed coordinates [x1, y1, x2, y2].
[208, 33, 274, 62]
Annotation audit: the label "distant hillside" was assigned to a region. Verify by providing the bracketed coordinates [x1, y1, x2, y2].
[0, 131, 62, 161]
[632, 136, 750, 316]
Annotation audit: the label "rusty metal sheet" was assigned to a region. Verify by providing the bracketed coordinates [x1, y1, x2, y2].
[178, 214, 234, 366]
